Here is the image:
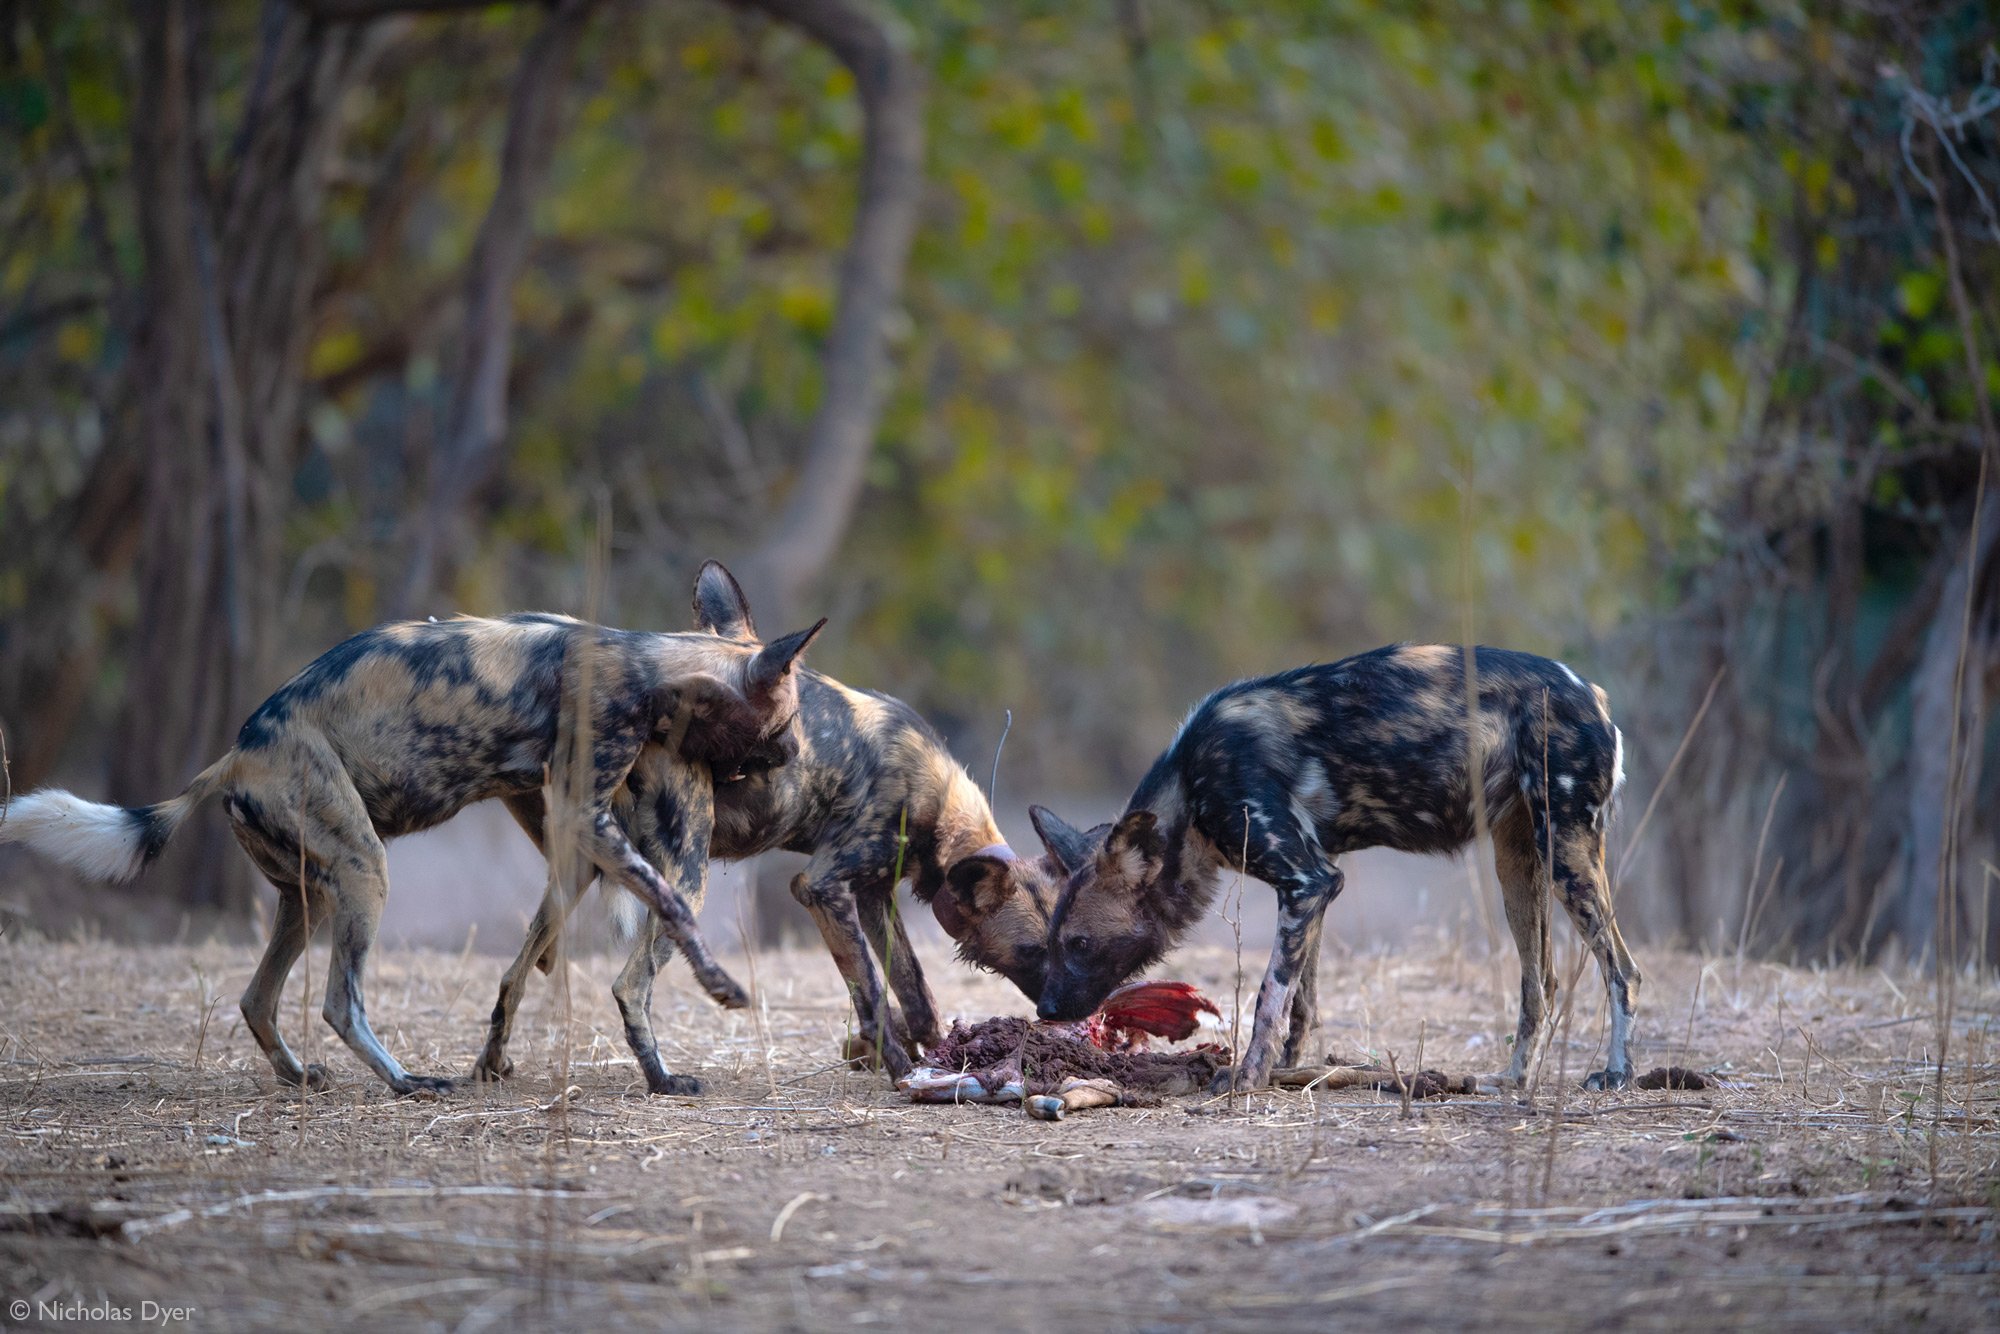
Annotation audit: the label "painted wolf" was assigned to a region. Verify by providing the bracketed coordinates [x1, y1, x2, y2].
[475, 562, 1074, 1089]
[0, 593, 822, 1096]
[1033, 644, 1638, 1093]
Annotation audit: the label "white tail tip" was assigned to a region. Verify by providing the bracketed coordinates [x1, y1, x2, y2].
[0, 790, 148, 883]
[609, 888, 647, 945]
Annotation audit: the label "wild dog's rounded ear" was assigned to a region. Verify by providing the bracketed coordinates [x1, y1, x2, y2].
[938, 855, 1003, 940]
[746, 618, 826, 699]
[1029, 805, 1095, 874]
[1103, 809, 1163, 863]
[945, 855, 1018, 921]
[692, 560, 757, 640]
[931, 879, 971, 939]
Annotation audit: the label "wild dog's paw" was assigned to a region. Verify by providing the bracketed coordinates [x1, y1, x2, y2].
[840, 1034, 915, 1082]
[279, 1062, 333, 1092]
[470, 1055, 515, 1083]
[1205, 1065, 1254, 1097]
[695, 966, 751, 1010]
[1583, 1066, 1632, 1092]
[646, 1072, 703, 1097]
[395, 1074, 456, 1099]
[878, 1041, 914, 1083]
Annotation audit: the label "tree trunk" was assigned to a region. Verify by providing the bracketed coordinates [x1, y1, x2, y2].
[1899, 503, 1999, 959]
[112, 2, 390, 911]
[729, 0, 926, 628]
[393, 0, 600, 619]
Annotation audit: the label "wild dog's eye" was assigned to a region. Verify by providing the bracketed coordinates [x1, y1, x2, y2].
[1019, 944, 1044, 962]
[1067, 935, 1091, 954]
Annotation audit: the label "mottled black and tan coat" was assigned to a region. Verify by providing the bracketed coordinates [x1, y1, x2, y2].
[0, 578, 821, 1096]
[478, 565, 1070, 1089]
[1035, 644, 1640, 1093]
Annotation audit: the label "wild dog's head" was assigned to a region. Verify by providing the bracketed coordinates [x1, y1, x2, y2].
[1037, 807, 1176, 1022]
[677, 560, 821, 775]
[936, 807, 1109, 1003]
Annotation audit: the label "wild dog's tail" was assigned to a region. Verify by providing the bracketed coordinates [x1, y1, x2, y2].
[608, 889, 648, 946]
[0, 753, 238, 884]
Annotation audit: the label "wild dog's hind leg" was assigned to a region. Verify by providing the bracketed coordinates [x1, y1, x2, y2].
[473, 855, 595, 1083]
[233, 744, 452, 1096]
[496, 789, 569, 980]
[315, 788, 452, 1095]
[858, 879, 939, 1053]
[1550, 826, 1640, 1090]
[1490, 800, 1556, 1088]
[236, 870, 332, 1091]
[609, 909, 700, 1094]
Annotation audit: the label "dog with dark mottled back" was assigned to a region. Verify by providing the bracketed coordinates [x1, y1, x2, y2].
[0, 580, 823, 1097]
[475, 563, 1075, 1089]
[1032, 645, 1639, 1094]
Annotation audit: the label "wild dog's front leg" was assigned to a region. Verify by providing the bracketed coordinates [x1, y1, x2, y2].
[793, 871, 911, 1080]
[858, 881, 939, 1053]
[610, 911, 701, 1095]
[1211, 875, 1339, 1094]
[1280, 870, 1338, 1068]
[581, 812, 745, 1010]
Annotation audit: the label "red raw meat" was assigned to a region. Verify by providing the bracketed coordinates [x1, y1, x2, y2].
[1089, 980, 1222, 1050]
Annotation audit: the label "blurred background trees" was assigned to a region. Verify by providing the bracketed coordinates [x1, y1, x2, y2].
[0, 0, 1993, 968]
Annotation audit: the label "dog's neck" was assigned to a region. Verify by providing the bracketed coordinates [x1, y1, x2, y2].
[1133, 779, 1227, 943]
[915, 763, 1007, 892]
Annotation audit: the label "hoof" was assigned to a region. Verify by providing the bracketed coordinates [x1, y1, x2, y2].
[647, 1073, 703, 1097]
[471, 1057, 514, 1083]
[1583, 1067, 1632, 1092]
[395, 1074, 456, 1098]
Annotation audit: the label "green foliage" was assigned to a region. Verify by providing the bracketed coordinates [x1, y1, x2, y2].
[479, 0, 1774, 774]
[0, 1, 1851, 786]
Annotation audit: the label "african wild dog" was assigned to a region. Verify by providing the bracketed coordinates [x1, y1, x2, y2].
[1033, 644, 1639, 1093]
[0, 589, 822, 1096]
[475, 563, 1074, 1089]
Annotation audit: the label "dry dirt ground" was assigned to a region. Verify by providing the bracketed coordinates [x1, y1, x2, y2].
[1, 924, 1995, 1332]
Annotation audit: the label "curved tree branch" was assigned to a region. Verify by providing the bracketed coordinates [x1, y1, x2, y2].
[727, 0, 925, 623]
[394, 0, 600, 616]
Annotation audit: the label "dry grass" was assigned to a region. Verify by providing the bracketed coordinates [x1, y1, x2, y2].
[1, 925, 1995, 1332]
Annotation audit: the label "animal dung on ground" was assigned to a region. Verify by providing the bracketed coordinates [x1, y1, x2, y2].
[1633, 1066, 1719, 1090]
[899, 980, 1228, 1108]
